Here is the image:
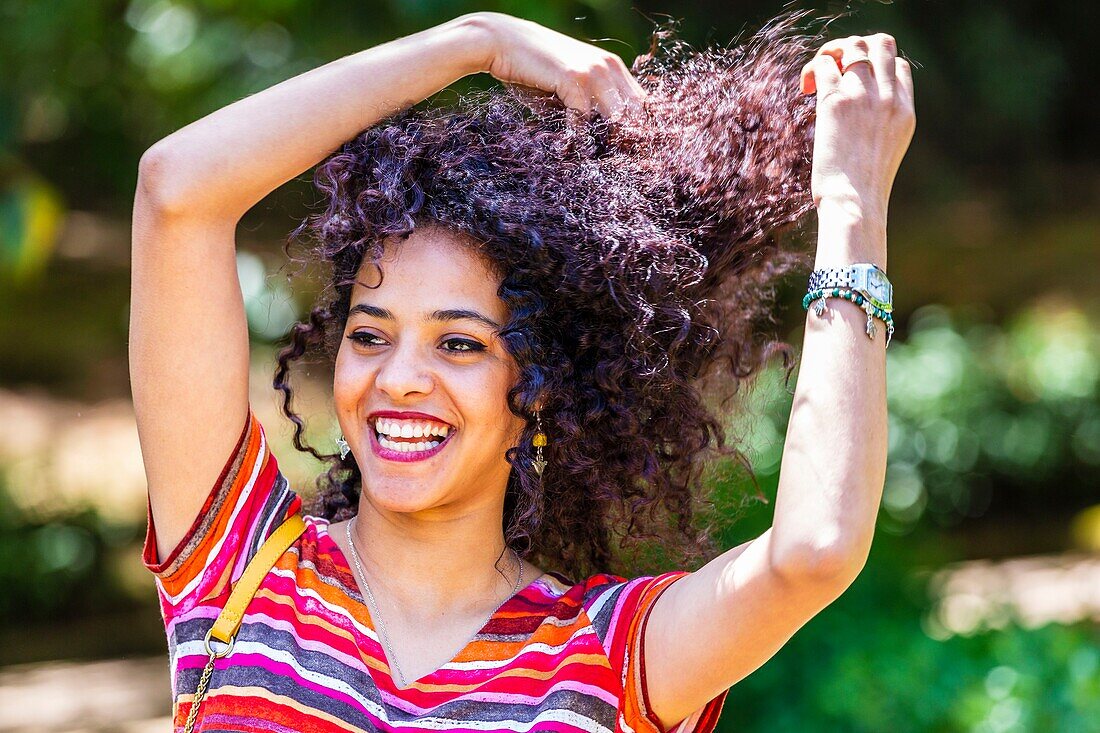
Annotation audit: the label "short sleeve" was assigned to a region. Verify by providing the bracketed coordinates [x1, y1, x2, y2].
[141, 407, 301, 617]
[586, 571, 729, 733]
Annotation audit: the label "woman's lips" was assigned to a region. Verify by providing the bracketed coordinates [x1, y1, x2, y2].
[368, 425, 454, 463]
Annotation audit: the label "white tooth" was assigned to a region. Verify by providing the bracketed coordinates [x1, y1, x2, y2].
[412, 424, 424, 438]
[399, 423, 413, 438]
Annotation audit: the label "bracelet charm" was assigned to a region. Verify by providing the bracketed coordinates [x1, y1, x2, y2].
[803, 262, 895, 348]
[802, 287, 895, 347]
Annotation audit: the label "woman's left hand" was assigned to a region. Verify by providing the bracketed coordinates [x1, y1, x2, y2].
[799, 33, 916, 218]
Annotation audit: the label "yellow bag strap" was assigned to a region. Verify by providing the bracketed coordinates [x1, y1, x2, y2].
[210, 512, 307, 644]
[186, 512, 306, 733]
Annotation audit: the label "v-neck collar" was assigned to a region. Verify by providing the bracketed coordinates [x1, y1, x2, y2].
[318, 517, 551, 694]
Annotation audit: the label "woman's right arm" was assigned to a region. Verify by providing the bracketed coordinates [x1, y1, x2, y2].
[131, 14, 498, 562]
[131, 10, 645, 563]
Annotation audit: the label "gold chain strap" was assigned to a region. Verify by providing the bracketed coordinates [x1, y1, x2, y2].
[179, 513, 306, 733]
[183, 655, 218, 733]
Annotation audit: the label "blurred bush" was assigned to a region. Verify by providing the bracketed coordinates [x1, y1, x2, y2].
[0, 473, 148, 628]
[702, 299, 1100, 731]
[721, 531, 1100, 733]
[727, 299, 1100, 542]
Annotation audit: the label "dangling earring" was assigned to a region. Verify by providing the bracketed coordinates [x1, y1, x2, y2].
[531, 409, 548, 477]
[336, 435, 350, 460]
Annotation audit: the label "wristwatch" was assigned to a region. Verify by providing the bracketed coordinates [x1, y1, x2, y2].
[807, 263, 893, 313]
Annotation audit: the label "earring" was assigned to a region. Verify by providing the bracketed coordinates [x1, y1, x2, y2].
[336, 435, 350, 460]
[531, 409, 547, 477]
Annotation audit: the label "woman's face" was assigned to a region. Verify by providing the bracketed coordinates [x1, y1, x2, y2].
[334, 227, 526, 517]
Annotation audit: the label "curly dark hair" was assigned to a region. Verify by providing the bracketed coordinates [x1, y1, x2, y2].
[274, 9, 824, 582]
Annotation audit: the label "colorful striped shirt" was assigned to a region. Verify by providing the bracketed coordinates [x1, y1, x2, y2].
[142, 408, 729, 732]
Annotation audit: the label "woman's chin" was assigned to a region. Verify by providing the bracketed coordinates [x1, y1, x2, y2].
[358, 472, 451, 512]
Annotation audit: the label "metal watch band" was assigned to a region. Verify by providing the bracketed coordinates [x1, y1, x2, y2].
[808, 266, 859, 291]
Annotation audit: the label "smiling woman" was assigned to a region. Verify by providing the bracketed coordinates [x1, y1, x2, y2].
[131, 6, 912, 733]
[330, 231, 528, 517]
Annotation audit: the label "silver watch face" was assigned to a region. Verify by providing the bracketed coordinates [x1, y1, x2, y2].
[867, 268, 892, 305]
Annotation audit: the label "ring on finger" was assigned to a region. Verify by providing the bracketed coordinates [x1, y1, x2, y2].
[841, 56, 874, 74]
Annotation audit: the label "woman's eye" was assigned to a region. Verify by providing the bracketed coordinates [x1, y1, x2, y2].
[442, 338, 486, 354]
[346, 332, 485, 354]
[347, 332, 384, 347]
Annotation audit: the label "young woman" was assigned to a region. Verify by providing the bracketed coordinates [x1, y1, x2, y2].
[132, 10, 914, 733]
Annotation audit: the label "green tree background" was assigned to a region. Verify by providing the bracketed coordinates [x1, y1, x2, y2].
[1, 1, 1098, 731]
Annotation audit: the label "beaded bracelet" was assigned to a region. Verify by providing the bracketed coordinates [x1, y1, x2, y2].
[802, 287, 895, 347]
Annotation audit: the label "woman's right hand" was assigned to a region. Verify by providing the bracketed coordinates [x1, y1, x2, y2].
[470, 12, 647, 120]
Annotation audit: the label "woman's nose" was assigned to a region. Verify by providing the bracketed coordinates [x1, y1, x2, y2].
[373, 341, 435, 397]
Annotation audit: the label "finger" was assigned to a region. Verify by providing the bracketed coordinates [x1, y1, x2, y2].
[608, 57, 648, 111]
[800, 60, 815, 94]
[895, 56, 914, 108]
[869, 33, 898, 101]
[597, 86, 628, 121]
[809, 52, 842, 99]
[836, 36, 874, 89]
[615, 76, 647, 117]
[623, 74, 649, 108]
[556, 74, 592, 114]
[801, 41, 846, 94]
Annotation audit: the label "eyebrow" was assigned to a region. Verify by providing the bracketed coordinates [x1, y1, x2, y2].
[347, 303, 502, 331]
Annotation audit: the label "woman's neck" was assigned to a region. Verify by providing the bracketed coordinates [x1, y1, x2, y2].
[345, 495, 530, 623]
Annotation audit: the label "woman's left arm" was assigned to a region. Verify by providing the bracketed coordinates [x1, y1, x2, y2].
[644, 33, 915, 731]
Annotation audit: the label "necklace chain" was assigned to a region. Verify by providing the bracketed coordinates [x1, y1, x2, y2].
[345, 516, 523, 689]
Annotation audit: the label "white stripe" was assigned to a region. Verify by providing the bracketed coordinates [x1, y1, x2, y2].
[244, 611, 373, 674]
[386, 706, 615, 733]
[433, 625, 599, 673]
[266, 564, 379, 641]
[173, 637, 618, 732]
[173, 637, 387, 719]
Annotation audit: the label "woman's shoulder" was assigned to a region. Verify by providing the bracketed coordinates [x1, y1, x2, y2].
[536, 569, 688, 621]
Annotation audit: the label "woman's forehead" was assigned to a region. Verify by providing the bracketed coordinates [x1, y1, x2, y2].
[350, 229, 508, 320]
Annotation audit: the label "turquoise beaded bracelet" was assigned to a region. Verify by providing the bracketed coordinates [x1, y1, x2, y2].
[801, 287, 895, 347]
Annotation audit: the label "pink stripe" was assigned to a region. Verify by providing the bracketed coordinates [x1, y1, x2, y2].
[213, 651, 374, 716]
[200, 712, 302, 733]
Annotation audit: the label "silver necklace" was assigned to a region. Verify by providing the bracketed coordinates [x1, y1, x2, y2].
[345, 516, 523, 688]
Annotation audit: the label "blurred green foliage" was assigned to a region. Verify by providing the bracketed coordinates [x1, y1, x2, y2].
[722, 531, 1100, 733]
[0, 474, 146, 629]
[726, 300, 1100, 543]
[702, 301, 1100, 731]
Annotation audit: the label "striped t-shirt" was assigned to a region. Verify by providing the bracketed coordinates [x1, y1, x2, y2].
[142, 408, 729, 732]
